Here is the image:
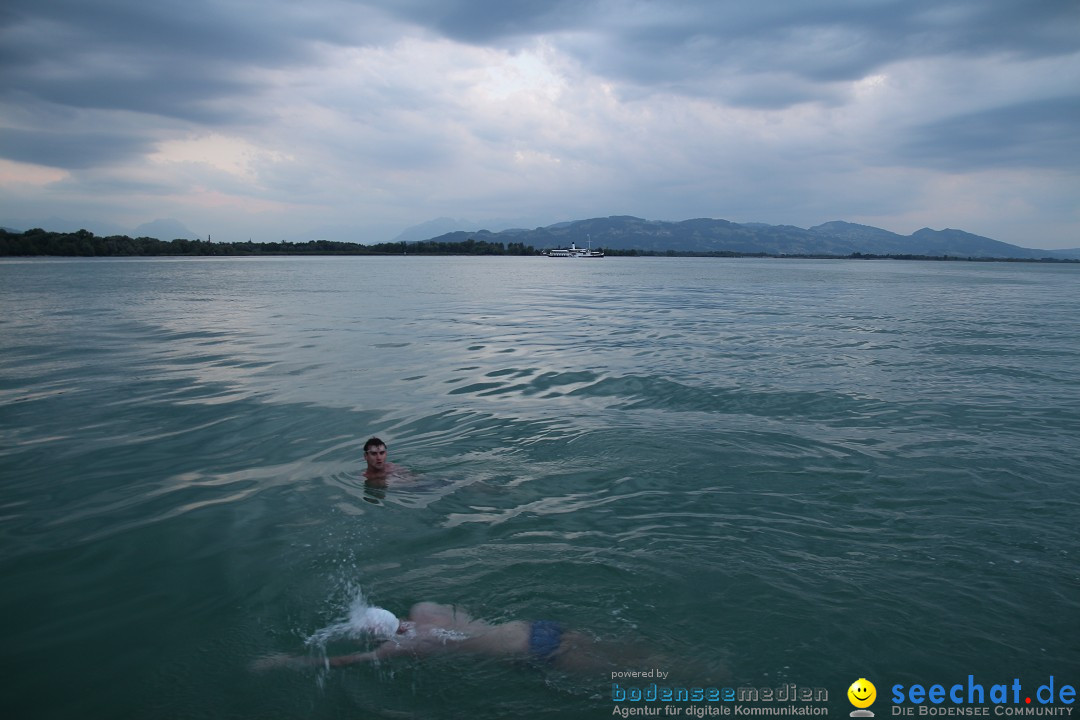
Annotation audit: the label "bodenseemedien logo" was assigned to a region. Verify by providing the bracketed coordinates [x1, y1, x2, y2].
[849, 678, 877, 717]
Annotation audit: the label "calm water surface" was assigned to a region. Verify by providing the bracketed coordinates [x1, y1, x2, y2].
[1, 256, 1078, 719]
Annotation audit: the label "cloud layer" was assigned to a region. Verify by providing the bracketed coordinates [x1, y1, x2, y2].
[2, 0, 1078, 247]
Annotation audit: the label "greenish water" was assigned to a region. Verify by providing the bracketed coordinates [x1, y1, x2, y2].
[1, 256, 1078, 719]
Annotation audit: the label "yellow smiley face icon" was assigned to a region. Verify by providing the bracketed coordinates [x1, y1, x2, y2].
[848, 678, 877, 708]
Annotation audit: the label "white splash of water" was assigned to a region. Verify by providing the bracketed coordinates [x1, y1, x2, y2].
[304, 583, 378, 650]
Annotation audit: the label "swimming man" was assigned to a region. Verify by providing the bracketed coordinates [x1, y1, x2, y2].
[362, 436, 397, 486]
[254, 601, 639, 673]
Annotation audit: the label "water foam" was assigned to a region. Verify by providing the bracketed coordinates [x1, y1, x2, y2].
[305, 584, 380, 650]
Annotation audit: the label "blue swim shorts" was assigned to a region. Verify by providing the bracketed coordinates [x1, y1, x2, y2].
[528, 620, 563, 662]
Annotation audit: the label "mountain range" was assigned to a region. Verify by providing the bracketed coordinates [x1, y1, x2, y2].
[1, 217, 197, 241]
[4, 214, 1077, 259]
[418, 216, 1080, 260]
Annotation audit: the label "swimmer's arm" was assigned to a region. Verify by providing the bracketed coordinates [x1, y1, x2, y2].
[327, 636, 422, 666]
[250, 649, 381, 672]
[327, 650, 380, 667]
[252, 633, 430, 672]
[250, 653, 322, 671]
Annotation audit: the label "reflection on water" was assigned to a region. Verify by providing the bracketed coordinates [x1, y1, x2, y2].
[1, 257, 1079, 718]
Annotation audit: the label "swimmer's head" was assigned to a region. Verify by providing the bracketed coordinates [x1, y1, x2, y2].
[356, 606, 400, 639]
[363, 438, 388, 473]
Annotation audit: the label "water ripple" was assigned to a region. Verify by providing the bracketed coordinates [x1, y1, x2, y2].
[2, 257, 1079, 717]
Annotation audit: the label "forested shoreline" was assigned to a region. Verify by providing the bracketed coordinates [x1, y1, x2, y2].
[0, 228, 538, 257]
[1, 228, 1075, 263]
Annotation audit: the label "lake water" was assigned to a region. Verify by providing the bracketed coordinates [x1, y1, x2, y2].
[1, 256, 1078, 719]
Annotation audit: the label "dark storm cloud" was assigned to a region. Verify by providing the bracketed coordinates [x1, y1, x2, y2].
[0, 127, 155, 169]
[902, 96, 1080, 172]
[0, 0, 360, 68]
[373, 0, 586, 43]
[5, 0, 1077, 124]
[10, 66, 259, 125]
[5, 0, 1079, 114]
[376, 0, 1080, 107]
[0, 0, 396, 168]
[0, 0, 378, 122]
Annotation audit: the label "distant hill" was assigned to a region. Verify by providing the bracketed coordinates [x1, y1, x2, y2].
[2, 216, 129, 237]
[390, 217, 475, 244]
[389, 215, 549, 244]
[133, 218, 195, 240]
[424, 216, 1076, 259]
[3, 217, 195, 241]
[807, 221, 1050, 259]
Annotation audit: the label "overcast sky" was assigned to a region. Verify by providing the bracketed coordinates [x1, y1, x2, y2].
[1, 0, 1078, 248]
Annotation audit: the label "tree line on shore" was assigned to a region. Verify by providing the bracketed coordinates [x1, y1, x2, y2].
[0, 228, 538, 257]
[1, 227, 1074, 263]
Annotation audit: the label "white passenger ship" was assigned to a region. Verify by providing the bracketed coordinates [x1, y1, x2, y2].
[544, 240, 605, 258]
